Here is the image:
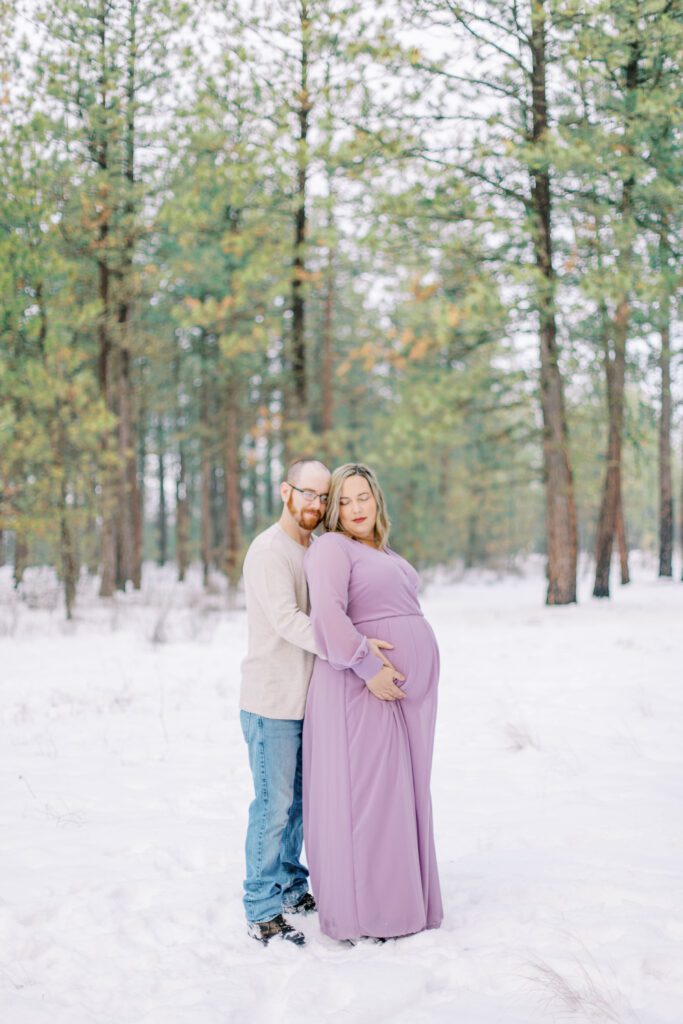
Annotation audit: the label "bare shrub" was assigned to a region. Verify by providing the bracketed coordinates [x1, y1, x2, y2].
[525, 954, 641, 1023]
[505, 721, 541, 752]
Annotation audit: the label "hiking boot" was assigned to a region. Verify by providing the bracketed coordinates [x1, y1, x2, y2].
[247, 914, 305, 946]
[284, 892, 317, 914]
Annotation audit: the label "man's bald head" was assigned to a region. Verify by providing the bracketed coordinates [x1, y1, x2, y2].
[286, 458, 330, 486]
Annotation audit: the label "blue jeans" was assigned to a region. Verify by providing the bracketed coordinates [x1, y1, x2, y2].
[240, 711, 309, 923]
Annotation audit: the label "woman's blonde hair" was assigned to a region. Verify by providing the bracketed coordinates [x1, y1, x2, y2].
[324, 463, 391, 549]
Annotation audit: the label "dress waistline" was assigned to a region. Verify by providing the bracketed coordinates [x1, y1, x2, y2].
[353, 611, 425, 627]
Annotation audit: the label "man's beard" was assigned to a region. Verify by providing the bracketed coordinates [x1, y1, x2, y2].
[287, 493, 323, 530]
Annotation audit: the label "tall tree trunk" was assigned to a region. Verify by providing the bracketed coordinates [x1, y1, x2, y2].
[176, 441, 190, 582]
[680, 429, 683, 583]
[37, 283, 80, 616]
[658, 230, 673, 578]
[84, 495, 100, 575]
[261, 360, 275, 521]
[289, 1, 311, 436]
[265, 428, 275, 520]
[115, 0, 141, 591]
[14, 534, 28, 588]
[438, 448, 450, 502]
[132, 379, 144, 589]
[199, 331, 211, 587]
[116, 344, 136, 589]
[320, 160, 335, 448]
[615, 488, 630, 585]
[98, 270, 117, 595]
[593, 41, 638, 599]
[60, 476, 78, 620]
[157, 418, 167, 566]
[321, 237, 334, 441]
[246, 433, 260, 535]
[530, 2, 578, 605]
[97, 4, 116, 598]
[0, 529, 4, 567]
[464, 510, 479, 569]
[173, 347, 189, 581]
[593, 298, 628, 596]
[224, 376, 242, 587]
[210, 462, 224, 569]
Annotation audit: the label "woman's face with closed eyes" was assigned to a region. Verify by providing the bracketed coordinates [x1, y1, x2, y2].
[338, 474, 378, 545]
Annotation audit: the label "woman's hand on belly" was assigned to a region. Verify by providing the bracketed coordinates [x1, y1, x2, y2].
[365, 664, 406, 702]
[368, 637, 400, 673]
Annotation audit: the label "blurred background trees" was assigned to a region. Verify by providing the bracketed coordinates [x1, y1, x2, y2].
[1, 0, 681, 613]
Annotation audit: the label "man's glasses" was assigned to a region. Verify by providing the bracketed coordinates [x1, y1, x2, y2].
[287, 482, 329, 505]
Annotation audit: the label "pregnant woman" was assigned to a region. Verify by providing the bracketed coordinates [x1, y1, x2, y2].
[303, 462, 443, 941]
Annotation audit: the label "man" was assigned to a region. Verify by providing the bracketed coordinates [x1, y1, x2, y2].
[239, 457, 394, 946]
[239, 458, 331, 946]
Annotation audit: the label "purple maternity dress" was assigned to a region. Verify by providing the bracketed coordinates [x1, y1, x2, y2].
[302, 531, 443, 941]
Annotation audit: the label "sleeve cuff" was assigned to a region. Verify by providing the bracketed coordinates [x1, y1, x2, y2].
[354, 649, 385, 682]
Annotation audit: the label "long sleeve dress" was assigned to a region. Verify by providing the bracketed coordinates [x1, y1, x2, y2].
[302, 530, 443, 941]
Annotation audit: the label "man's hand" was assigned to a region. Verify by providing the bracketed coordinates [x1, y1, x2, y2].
[365, 664, 406, 702]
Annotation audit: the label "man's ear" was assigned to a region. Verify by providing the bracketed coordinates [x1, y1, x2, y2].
[279, 482, 289, 503]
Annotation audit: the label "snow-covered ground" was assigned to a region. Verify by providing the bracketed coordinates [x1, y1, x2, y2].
[1, 559, 682, 1024]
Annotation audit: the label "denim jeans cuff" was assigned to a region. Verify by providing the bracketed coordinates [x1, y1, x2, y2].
[282, 885, 309, 909]
[245, 898, 284, 924]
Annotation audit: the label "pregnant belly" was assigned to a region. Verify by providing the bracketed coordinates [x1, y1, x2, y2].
[354, 613, 440, 700]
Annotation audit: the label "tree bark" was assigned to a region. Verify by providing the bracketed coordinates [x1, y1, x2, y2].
[246, 433, 260, 535]
[132, 377, 144, 589]
[530, 2, 578, 605]
[658, 230, 673, 578]
[96, 2, 116, 598]
[593, 41, 638, 598]
[37, 283, 80, 615]
[680, 429, 683, 583]
[615, 487, 630, 585]
[60, 475, 78, 619]
[224, 376, 242, 587]
[321, 235, 334, 439]
[116, 344, 136, 590]
[593, 297, 628, 596]
[261, 360, 275, 520]
[98, 276, 117, 596]
[116, 3, 142, 590]
[210, 463, 224, 569]
[14, 534, 28, 588]
[157, 418, 167, 566]
[199, 331, 211, 587]
[176, 440, 190, 582]
[173, 347, 189, 581]
[464, 510, 479, 569]
[265, 428, 275, 520]
[289, 1, 311, 432]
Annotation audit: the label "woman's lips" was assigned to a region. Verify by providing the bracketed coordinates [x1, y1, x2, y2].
[352, 517, 366, 523]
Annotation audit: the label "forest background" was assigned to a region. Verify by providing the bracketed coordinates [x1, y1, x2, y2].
[1, 0, 681, 616]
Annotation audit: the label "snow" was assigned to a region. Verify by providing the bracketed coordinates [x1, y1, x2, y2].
[1, 560, 682, 1024]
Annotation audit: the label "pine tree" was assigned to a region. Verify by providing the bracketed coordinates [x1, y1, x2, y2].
[405, 0, 579, 602]
[556, 0, 682, 595]
[33, 0, 191, 594]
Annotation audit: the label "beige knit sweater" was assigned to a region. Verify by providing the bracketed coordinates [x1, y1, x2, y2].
[239, 522, 320, 720]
